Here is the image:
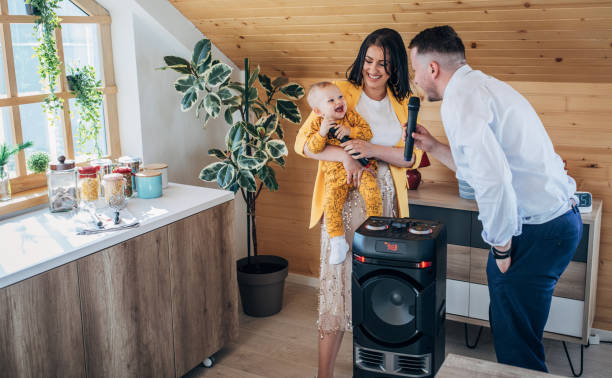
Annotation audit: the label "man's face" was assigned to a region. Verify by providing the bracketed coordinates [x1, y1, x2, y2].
[410, 48, 442, 102]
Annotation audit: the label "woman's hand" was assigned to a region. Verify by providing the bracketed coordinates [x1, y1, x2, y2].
[341, 139, 375, 160]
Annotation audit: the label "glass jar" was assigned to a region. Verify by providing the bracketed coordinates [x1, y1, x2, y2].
[0, 163, 10, 202]
[47, 155, 78, 212]
[117, 156, 141, 192]
[78, 166, 100, 202]
[112, 166, 133, 197]
[91, 158, 113, 195]
[102, 173, 127, 210]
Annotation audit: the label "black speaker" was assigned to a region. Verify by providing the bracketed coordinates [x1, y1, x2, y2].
[352, 217, 446, 377]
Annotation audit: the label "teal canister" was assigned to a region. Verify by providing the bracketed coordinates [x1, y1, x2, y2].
[135, 170, 162, 199]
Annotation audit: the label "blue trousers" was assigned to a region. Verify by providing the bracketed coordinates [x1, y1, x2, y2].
[486, 206, 582, 372]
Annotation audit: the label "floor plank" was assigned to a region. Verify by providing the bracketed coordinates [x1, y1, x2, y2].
[186, 282, 612, 378]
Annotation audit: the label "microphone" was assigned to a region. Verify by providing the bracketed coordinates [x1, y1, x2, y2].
[329, 127, 370, 167]
[404, 97, 420, 161]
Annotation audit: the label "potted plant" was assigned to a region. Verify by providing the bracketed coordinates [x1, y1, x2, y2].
[0, 141, 33, 201]
[27, 0, 63, 124]
[160, 38, 304, 316]
[24, 0, 41, 15]
[27, 151, 50, 173]
[67, 65, 104, 158]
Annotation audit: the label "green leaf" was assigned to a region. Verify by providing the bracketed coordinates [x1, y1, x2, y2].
[217, 164, 237, 189]
[224, 107, 234, 124]
[248, 87, 258, 101]
[274, 156, 286, 167]
[238, 169, 257, 192]
[198, 54, 212, 75]
[204, 92, 222, 118]
[276, 99, 301, 123]
[279, 83, 305, 100]
[248, 66, 260, 89]
[181, 88, 198, 112]
[244, 122, 261, 139]
[204, 63, 233, 87]
[258, 73, 273, 95]
[218, 87, 233, 100]
[256, 113, 277, 136]
[192, 39, 211, 68]
[237, 150, 267, 171]
[222, 96, 241, 106]
[208, 148, 227, 159]
[275, 123, 284, 139]
[226, 121, 247, 151]
[272, 76, 289, 88]
[200, 161, 225, 182]
[195, 99, 205, 119]
[258, 166, 279, 191]
[265, 139, 288, 159]
[227, 82, 244, 94]
[174, 75, 197, 93]
[162, 56, 191, 74]
[202, 112, 211, 128]
[252, 106, 264, 120]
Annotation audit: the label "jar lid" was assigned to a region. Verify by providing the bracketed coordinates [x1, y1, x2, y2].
[143, 163, 168, 170]
[90, 158, 112, 166]
[118, 156, 142, 163]
[113, 167, 132, 174]
[102, 173, 124, 181]
[135, 170, 162, 177]
[49, 155, 75, 171]
[78, 166, 100, 174]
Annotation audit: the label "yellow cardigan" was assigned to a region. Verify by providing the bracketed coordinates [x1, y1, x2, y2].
[294, 80, 423, 229]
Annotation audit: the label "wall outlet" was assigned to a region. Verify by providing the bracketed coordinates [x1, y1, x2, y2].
[592, 328, 612, 343]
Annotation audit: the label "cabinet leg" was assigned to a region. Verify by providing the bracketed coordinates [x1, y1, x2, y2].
[464, 323, 483, 349]
[202, 356, 216, 368]
[562, 341, 586, 377]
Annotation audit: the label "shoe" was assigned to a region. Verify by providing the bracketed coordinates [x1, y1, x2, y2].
[329, 236, 349, 264]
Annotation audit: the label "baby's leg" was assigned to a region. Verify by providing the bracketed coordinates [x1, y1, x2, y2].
[323, 163, 350, 264]
[358, 169, 382, 218]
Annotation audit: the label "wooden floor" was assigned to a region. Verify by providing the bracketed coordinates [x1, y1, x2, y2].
[186, 282, 612, 378]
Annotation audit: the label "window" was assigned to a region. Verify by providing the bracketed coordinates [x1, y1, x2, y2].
[0, 0, 119, 195]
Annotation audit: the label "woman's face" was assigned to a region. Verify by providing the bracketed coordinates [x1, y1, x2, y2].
[361, 45, 391, 92]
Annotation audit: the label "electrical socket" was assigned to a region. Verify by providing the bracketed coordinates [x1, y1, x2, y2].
[592, 328, 612, 343]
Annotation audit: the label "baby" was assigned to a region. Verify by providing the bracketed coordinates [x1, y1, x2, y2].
[305, 82, 382, 264]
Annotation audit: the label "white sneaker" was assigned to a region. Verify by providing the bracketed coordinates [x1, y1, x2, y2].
[329, 236, 349, 265]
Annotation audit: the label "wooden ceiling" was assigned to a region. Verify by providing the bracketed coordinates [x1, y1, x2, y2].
[169, 0, 612, 83]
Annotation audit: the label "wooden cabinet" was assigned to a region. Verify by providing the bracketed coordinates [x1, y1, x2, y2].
[0, 201, 237, 377]
[409, 192, 602, 344]
[0, 263, 85, 378]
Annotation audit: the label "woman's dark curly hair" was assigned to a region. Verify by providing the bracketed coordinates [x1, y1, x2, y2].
[347, 28, 411, 101]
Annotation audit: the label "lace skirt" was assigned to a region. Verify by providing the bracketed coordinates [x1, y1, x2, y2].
[318, 161, 398, 334]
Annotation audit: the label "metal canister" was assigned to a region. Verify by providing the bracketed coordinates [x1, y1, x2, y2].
[117, 156, 142, 192]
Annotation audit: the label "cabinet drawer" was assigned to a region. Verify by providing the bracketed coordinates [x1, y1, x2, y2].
[447, 279, 469, 317]
[447, 244, 470, 281]
[409, 205, 471, 246]
[469, 247, 586, 300]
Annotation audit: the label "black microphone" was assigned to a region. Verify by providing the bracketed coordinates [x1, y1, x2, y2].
[404, 97, 420, 161]
[329, 127, 370, 167]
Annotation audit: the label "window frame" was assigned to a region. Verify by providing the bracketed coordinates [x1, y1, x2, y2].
[0, 0, 120, 196]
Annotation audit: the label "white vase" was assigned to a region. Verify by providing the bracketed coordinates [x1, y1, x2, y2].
[0, 164, 11, 201]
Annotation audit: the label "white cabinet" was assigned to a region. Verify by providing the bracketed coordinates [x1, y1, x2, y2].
[446, 279, 469, 317]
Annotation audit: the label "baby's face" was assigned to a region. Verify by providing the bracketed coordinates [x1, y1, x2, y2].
[316, 86, 347, 120]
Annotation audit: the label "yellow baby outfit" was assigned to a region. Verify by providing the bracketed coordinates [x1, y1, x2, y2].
[304, 110, 382, 238]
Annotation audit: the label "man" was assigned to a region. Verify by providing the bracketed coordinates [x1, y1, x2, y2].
[408, 25, 582, 372]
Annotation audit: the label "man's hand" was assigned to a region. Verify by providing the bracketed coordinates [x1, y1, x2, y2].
[411, 124, 439, 153]
[496, 256, 511, 274]
[333, 125, 351, 140]
[319, 116, 337, 137]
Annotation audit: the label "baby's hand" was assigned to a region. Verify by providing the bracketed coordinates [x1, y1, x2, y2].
[333, 125, 351, 140]
[319, 116, 337, 137]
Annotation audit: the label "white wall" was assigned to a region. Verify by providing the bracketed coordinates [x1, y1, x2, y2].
[97, 0, 247, 259]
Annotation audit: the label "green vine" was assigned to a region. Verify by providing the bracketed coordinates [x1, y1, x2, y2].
[28, 0, 63, 121]
[68, 65, 104, 157]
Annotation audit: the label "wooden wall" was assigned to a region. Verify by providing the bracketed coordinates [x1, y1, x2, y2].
[257, 78, 612, 331]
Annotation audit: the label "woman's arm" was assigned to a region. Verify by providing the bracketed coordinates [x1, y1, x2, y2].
[340, 140, 416, 168]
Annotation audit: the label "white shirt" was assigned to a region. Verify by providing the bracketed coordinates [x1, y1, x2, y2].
[355, 92, 402, 147]
[441, 65, 576, 246]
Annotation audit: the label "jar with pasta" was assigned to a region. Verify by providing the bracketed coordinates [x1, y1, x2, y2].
[112, 166, 133, 197]
[102, 173, 127, 210]
[78, 166, 100, 202]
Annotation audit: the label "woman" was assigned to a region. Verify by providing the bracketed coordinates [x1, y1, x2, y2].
[294, 28, 423, 377]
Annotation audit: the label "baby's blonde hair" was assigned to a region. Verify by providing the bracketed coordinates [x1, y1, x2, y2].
[307, 81, 336, 109]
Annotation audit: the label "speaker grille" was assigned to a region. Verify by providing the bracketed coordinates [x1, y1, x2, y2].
[355, 344, 431, 377]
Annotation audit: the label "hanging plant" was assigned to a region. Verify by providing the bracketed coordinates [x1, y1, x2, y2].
[67, 65, 104, 158]
[27, 0, 63, 122]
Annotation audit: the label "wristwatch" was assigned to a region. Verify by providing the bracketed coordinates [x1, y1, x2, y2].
[491, 246, 510, 259]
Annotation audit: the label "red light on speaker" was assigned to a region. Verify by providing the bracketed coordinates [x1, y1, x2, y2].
[418, 261, 433, 269]
[354, 255, 366, 263]
[384, 242, 398, 252]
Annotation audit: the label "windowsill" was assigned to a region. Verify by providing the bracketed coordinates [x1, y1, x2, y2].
[0, 187, 48, 218]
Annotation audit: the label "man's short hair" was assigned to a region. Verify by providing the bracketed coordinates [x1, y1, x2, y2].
[307, 81, 335, 109]
[408, 25, 466, 60]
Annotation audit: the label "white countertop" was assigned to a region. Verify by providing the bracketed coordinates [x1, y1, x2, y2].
[0, 183, 234, 288]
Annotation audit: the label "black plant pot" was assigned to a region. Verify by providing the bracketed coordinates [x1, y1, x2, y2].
[66, 74, 80, 92]
[25, 3, 41, 16]
[236, 255, 288, 317]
